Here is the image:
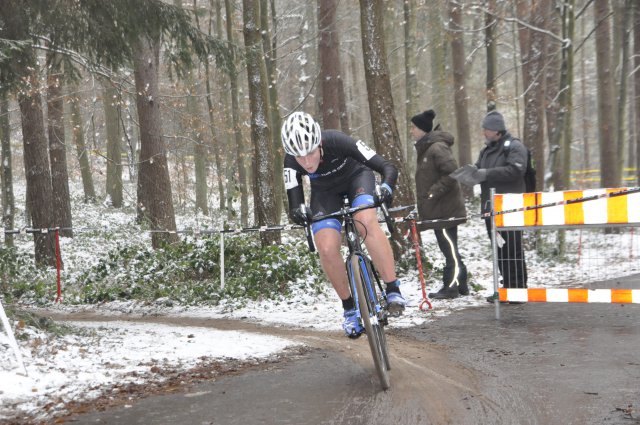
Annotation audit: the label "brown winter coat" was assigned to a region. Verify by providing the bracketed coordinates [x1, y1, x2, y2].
[414, 130, 466, 230]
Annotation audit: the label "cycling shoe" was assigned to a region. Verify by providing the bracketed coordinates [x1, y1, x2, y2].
[342, 308, 364, 339]
[386, 292, 406, 317]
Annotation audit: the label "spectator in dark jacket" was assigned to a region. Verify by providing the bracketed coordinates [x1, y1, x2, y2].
[412, 109, 468, 299]
[454, 110, 528, 299]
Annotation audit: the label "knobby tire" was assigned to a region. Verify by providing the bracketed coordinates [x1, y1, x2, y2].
[351, 255, 391, 390]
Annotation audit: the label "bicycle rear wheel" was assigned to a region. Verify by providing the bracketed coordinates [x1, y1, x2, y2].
[351, 255, 391, 390]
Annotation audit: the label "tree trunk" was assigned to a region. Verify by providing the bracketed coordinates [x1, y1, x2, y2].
[103, 81, 124, 208]
[484, 0, 498, 107]
[211, 0, 235, 220]
[69, 85, 96, 202]
[428, 1, 448, 118]
[635, 0, 640, 185]
[46, 52, 73, 237]
[359, 0, 414, 204]
[614, 0, 632, 184]
[318, 0, 342, 130]
[509, 3, 522, 135]
[628, 89, 635, 172]
[561, 1, 575, 191]
[124, 92, 139, 183]
[382, 2, 402, 142]
[19, 71, 58, 267]
[579, 12, 591, 173]
[448, 0, 472, 190]
[298, 1, 317, 113]
[132, 34, 179, 248]
[242, 0, 280, 246]
[403, 0, 419, 178]
[260, 0, 283, 220]
[183, 0, 212, 215]
[547, 2, 574, 192]
[594, 0, 618, 188]
[516, 0, 547, 190]
[544, 7, 561, 142]
[186, 77, 210, 216]
[543, 8, 562, 190]
[225, 0, 249, 227]
[0, 0, 57, 267]
[0, 93, 14, 247]
[358, 0, 414, 256]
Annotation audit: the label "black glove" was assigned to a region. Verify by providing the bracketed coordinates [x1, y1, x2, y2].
[472, 167, 487, 183]
[377, 183, 393, 205]
[451, 164, 487, 187]
[291, 206, 312, 226]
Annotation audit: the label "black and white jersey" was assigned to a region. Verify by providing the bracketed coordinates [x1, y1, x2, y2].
[283, 129, 398, 208]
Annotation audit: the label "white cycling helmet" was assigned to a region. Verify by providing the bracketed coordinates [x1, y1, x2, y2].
[281, 111, 321, 156]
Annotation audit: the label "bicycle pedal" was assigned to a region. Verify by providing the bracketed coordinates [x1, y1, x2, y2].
[386, 304, 405, 317]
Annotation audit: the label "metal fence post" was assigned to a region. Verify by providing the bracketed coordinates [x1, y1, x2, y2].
[490, 188, 501, 319]
[220, 229, 225, 290]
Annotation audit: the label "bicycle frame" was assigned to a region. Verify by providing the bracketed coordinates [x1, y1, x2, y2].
[343, 210, 387, 323]
[304, 195, 393, 389]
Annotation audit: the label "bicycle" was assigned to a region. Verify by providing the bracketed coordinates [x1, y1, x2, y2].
[300, 187, 397, 390]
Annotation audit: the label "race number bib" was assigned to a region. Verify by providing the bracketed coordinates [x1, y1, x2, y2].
[283, 167, 299, 190]
[356, 140, 376, 160]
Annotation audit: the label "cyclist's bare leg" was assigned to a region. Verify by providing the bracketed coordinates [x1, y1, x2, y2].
[354, 209, 396, 283]
[313, 228, 351, 300]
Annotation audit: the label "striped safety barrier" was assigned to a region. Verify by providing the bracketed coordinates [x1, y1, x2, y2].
[499, 288, 640, 304]
[494, 187, 640, 228]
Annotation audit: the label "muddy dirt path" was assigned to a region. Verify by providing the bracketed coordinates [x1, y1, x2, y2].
[46, 309, 534, 425]
[39, 302, 640, 425]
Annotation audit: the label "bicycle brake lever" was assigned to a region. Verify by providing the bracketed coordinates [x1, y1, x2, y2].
[375, 186, 395, 235]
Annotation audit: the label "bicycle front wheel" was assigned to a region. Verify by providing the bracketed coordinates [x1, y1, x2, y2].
[362, 258, 391, 372]
[351, 255, 391, 390]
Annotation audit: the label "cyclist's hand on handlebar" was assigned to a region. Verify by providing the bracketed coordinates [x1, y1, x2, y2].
[376, 183, 394, 206]
[291, 206, 313, 226]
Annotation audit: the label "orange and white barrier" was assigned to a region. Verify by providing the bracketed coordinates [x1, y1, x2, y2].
[499, 288, 640, 304]
[494, 188, 640, 228]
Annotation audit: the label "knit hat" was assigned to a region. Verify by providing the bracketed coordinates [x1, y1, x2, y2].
[411, 109, 436, 133]
[482, 110, 506, 132]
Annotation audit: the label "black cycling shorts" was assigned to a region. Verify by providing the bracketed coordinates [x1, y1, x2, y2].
[310, 169, 376, 234]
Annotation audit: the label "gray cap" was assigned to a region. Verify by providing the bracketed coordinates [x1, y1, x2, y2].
[482, 110, 506, 132]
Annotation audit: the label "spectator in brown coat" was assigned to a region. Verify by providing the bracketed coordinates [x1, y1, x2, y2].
[412, 109, 468, 299]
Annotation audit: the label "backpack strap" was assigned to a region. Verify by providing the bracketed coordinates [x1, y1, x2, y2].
[501, 136, 521, 155]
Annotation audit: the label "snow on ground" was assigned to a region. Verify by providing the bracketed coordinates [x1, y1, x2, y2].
[0, 320, 298, 422]
[1, 184, 639, 422]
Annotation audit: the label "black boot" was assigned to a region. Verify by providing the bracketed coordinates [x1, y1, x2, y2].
[438, 265, 468, 297]
[428, 284, 460, 299]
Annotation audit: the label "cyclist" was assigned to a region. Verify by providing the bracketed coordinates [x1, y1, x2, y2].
[281, 111, 406, 338]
